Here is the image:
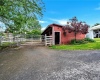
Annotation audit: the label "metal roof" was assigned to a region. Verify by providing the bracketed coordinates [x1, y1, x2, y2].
[41, 23, 64, 35]
[90, 25, 100, 30]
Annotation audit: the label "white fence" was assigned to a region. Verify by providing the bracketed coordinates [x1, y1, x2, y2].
[26, 35, 42, 42]
[0, 35, 42, 43]
[44, 35, 53, 46]
[0, 34, 53, 46]
[1, 37, 26, 43]
[0, 36, 26, 46]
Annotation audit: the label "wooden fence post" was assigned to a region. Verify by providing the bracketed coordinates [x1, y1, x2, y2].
[45, 34, 47, 46]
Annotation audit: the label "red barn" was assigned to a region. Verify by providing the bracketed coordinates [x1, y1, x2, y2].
[41, 23, 86, 45]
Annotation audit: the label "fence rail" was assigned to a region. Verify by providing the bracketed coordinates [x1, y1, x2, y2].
[0, 34, 53, 46]
[44, 35, 53, 46]
[0, 36, 26, 46]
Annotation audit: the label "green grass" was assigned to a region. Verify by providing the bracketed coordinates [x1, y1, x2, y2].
[51, 38, 100, 50]
[0, 42, 17, 50]
[0, 41, 26, 50]
[94, 38, 100, 42]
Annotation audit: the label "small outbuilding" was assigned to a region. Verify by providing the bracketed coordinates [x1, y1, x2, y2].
[41, 23, 86, 45]
[86, 25, 100, 39]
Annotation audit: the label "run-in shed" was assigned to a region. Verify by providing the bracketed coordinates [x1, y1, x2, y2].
[41, 23, 86, 45]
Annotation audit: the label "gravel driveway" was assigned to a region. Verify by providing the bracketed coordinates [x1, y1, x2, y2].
[0, 42, 100, 80]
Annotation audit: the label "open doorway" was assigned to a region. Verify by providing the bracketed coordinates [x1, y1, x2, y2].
[55, 32, 60, 44]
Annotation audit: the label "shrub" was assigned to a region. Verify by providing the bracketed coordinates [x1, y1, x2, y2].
[70, 39, 76, 44]
[84, 38, 95, 42]
[70, 38, 95, 45]
[70, 39, 86, 45]
[76, 40, 86, 44]
[0, 42, 18, 50]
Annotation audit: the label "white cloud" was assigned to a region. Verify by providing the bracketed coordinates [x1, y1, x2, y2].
[95, 7, 100, 10]
[41, 27, 46, 31]
[49, 18, 68, 25]
[39, 20, 48, 24]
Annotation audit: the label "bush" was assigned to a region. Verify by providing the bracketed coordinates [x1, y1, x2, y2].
[84, 38, 95, 42]
[70, 38, 95, 45]
[76, 40, 86, 44]
[0, 42, 18, 50]
[70, 39, 86, 45]
[70, 39, 76, 44]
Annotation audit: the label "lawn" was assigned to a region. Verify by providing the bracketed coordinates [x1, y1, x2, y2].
[51, 38, 100, 50]
[94, 38, 100, 42]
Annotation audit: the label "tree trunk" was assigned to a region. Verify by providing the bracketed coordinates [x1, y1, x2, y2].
[75, 32, 77, 43]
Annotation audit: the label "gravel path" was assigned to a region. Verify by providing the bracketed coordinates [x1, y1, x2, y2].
[0, 42, 100, 80]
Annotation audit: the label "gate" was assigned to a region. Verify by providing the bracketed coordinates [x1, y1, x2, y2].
[26, 34, 53, 46]
[0, 34, 53, 46]
[26, 35, 42, 42]
[44, 34, 53, 46]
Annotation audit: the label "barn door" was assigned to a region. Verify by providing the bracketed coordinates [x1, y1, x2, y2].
[55, 32, 60, 44]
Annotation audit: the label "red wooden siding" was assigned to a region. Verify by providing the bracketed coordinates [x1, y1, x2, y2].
[53, 25, 85, 44]
[41, 23, 86, 45]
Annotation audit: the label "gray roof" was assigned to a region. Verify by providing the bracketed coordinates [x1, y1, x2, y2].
[90, 25, 100, 30]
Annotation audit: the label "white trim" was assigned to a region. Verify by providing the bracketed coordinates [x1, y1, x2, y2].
[90, 25, 100, 30]
[54, 31, 61, 45]
[41, 24, 53, 33]
[52, 27, 55, 45]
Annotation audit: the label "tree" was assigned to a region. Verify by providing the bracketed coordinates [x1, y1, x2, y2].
[26, 29, 41, 38]
[63, 17, 89, 42]
[0, 0, 45, 34]
[6, 18, 41, 34]
[93, 23, 100, 27]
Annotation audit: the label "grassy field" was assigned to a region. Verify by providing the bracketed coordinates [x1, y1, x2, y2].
[94, 38, 100, 42]
[51, 38, 100, 50]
